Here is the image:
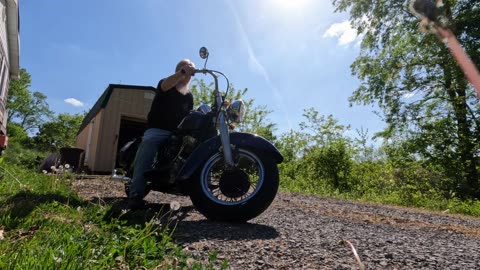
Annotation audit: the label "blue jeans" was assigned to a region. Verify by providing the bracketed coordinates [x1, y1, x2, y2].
[129, 128, 171, 199]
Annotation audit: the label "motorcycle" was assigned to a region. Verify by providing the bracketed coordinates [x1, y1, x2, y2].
[117, 47, 283, 222]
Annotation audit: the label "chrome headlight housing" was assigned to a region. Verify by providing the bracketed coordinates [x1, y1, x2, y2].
[226, 99, 246, 123]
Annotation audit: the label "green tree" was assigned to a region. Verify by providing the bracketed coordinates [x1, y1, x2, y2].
[190, 79, 277, 141]
[276, 129, 309, 188]
[299, 108, 350, 146]
[332, 0, 480, 198]
[299, 108, 354, 191]
[7, 68, 53, 132]
[33, 113, 83, 152]
[6, 122, 29, 141]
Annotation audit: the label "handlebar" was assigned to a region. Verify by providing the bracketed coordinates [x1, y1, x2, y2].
[192, 68, 232, 112]
[193, 68, 215, 76]
[192, 68, 230, 93]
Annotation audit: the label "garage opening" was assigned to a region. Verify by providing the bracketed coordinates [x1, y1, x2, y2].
[115, 117, 147, 168]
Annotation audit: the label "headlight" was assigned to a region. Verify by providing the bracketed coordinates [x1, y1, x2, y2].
[226, 99, 246, 123]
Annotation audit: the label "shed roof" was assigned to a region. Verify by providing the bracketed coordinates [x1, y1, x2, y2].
[78, 84, 156, 134]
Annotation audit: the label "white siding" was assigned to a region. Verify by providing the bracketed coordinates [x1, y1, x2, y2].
[0, 0, 17, 134]
[0, 10, 6, 135]
[0, 0, 8, 66]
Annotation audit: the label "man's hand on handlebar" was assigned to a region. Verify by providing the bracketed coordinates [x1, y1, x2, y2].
[181, 64, 196, 77]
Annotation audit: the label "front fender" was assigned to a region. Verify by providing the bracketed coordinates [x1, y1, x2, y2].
[177, 132, 283, 181]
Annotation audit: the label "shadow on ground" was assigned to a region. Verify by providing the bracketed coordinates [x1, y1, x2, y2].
[101, 196, 279, 242]
[173, 220, 279, 243]
[0, 191, 85, 229]
[1, 192, 279, 242]
[101, 197, 196, 226]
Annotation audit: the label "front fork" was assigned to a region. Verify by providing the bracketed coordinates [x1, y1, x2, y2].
[208, 70, 235, 168]
[218, 111, 234, 167]
[213, 87, 234, 168]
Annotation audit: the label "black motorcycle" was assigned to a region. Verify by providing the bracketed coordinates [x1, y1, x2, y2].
[117, 47, 283, 222]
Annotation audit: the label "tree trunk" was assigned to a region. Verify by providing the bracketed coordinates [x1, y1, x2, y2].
[445, 67, 479, 198]
[455, 83, 479, 199]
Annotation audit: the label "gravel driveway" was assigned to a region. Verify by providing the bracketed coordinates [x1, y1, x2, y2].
[74, 177, 480, 269]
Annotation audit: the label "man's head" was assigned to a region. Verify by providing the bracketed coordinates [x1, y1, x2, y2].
[176, 59, 195, 73]
[175, 59, 195, 94]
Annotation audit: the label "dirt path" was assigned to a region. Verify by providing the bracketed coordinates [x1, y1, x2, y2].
[73, 177, 480, 269]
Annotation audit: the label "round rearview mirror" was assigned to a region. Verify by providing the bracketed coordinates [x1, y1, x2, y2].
[199, 47, 209, 59]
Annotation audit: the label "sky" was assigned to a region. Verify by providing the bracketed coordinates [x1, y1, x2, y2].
[19, 0, 384, 138]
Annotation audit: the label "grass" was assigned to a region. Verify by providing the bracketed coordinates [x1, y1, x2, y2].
[0, 161, 228, 269]
[279, 176, 480, 217]
[2, 142, 479, 268]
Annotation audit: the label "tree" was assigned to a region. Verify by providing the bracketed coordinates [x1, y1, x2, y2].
[190, 79, 277, 141]
[6, 122, 29, 141]
[33, 113, 83, 152]
[299, 108, 354, 191]
[299, 108, 350, 146]
[7, 68, 53, 132]
[332, 0, 480, 198]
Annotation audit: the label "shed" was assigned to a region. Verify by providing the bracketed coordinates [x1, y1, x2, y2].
[76, 84, 156, 174]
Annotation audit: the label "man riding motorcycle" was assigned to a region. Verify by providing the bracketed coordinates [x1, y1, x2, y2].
[128, 59, 196, 210]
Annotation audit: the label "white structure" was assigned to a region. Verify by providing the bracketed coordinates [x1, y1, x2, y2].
[0, 0, 20, 152]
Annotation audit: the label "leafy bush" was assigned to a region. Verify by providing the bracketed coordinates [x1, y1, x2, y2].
[3, 140, 47, 170]
[276, 108, 480, 216]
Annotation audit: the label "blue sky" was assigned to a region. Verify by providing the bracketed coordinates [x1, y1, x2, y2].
[20, 0, 384, 138]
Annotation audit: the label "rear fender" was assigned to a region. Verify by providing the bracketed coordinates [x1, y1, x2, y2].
[177, 132, 283, 181]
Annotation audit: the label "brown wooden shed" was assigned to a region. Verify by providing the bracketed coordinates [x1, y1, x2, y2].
[76, 84, 156, 174]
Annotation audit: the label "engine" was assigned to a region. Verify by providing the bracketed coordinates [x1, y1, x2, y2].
[168, 135, 199, 181]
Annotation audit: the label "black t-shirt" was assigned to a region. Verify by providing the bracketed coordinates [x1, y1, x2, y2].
[147, 80, 194, 131]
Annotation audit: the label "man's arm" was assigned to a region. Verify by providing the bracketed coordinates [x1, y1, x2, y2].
[160, 71, 187, 92]
[160, 64, 195, 92]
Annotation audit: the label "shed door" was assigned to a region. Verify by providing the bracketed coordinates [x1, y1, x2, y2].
[115, 117, 147, 168]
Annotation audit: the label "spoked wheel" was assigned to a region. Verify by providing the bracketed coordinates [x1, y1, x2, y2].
[190, 148, 279, 222]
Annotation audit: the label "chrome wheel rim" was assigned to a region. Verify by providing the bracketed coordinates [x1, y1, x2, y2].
[200, 149, 265, 206]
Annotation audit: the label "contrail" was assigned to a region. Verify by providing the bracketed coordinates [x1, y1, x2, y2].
[227, 0, 293, 130]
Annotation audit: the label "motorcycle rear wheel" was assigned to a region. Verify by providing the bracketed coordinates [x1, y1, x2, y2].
[189, 148, 279, 222]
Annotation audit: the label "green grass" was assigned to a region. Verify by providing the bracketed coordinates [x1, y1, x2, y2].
[279, 176, 480, 217]
[278, 157, 480, 217]
[3, 141, 479, 268]
[0, 161, 228, 269]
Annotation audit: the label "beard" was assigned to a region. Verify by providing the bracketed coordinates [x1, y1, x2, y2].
[176, 81, 190, 95]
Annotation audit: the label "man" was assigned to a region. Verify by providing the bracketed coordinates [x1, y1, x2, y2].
[128, 59, 196, 209]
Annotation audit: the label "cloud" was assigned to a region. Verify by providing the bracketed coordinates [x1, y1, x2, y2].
[323, 20, 358, 46]
[64, 98, 84, 107]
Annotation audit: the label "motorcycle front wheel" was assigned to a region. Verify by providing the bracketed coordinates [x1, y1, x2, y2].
[189, 148, 279, 222]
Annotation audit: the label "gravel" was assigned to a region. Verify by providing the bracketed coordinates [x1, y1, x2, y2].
[73, 177, 480, 269]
